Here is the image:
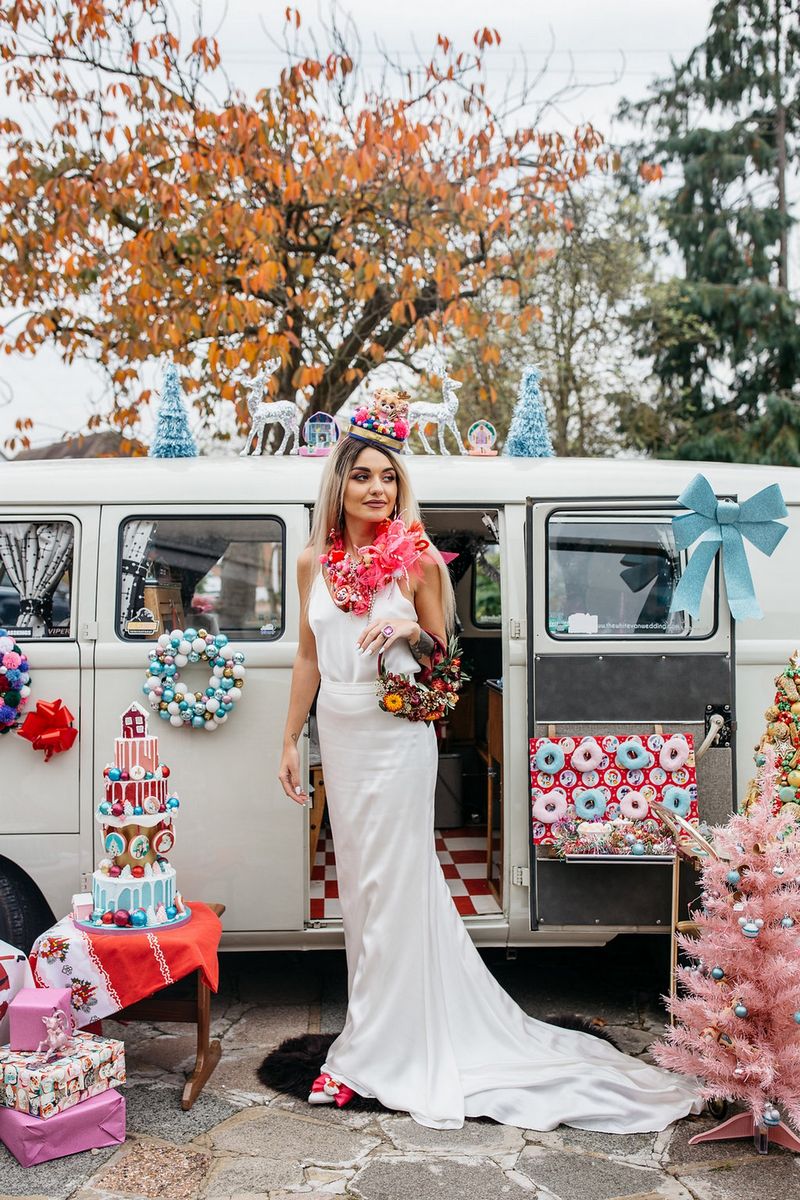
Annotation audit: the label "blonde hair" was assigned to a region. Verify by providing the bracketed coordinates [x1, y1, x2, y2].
[308, 435, 456, 634]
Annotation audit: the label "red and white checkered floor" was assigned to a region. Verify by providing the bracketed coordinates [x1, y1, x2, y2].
[310, 827, 502, 920]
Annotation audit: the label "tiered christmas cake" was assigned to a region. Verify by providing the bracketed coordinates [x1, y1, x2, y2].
[83, 703, 188, 929]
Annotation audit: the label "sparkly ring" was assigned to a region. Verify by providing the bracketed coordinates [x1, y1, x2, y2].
[382, 624, 394, 638]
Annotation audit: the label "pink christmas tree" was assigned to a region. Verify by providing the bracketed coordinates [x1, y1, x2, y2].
[654, 743, 800, 1133]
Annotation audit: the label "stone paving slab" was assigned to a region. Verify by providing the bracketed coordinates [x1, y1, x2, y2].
[84, 1140, 212, 1199]
[0, 1140, 119, 1199]
[198, 1105, 382, 1168]
[378, 1112, 525, 1156]
[223, 1004, 311, 1050]
[348, 1156, 536, 1200]
[517, 1145, 668, 1200]
[123, 1082, 241, 1143]
[200, 1152, 305, 1196]
[677, 1154, 800, 1200]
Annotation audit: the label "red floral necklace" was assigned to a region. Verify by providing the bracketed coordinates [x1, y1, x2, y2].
[320, 517, 429, 617]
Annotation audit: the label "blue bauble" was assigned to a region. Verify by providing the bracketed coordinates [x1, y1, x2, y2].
[711, 966, 725, 980]
[133, 805, 144, 816]
[165, 905, 178, 920]
[188, 652, 200, 663]
[214, 689, 226, 702]
[159, 709, 170, 719]
[781, 915, 795, 928]
[191, 715, 204, 728]
[794, 1012, 800, 1025]
[99, 801, 112, 815]
[734, 1004, 748, 1017]
[162, 689, 175, 703]
[163, 663, 177, 677]
[206, 687, 216, 697]
[144, 772, 154, 780]
[184, 628, 197, 641]
[142, 683, 151, 696]
[108, 767, 121, 782]
[170, 634, 181, 647]
[631, 841, 645, 856]
[179, 700, 190, 711]
[224, 702, 233, 713]
[215, 634, 228, 647]
[167, 796, 180, 809]
[91, 910, 104, 923]
[148, 663, 162, 675]
[726, 870, 741, 886]
[221, 678, 233, 690]
[131, 910, 147, 928]
[214, 656, 225, 667]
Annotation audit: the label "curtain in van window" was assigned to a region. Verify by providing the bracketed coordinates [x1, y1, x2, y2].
[0, 522, 73, 636]
[120, 519, 155, 623]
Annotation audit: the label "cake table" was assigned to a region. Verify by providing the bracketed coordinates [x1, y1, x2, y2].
[31, 901, 224, 1110]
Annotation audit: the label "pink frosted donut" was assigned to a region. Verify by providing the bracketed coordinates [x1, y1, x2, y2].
[570, 738, 603, 773]
[619, 790, 649, 820]
[659, 735, 690, 772]
[532, 788, 568, 825]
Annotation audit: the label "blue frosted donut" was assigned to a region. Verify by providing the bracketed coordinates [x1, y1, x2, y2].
[662, 785, 692, 817]
[574, 788, 607, 820]
[615, 739, 652, 771]
[534, 741, 565, 775]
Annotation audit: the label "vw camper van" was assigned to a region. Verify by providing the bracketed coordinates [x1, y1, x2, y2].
[0, 454, 797, 953]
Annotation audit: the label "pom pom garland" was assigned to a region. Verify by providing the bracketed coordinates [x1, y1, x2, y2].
[0, 628, 32, 732]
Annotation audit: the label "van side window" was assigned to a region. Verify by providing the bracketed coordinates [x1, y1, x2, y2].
[0, 521, 74, 640]
[118, 516, 284, 641]
[546, 512, 716, 639]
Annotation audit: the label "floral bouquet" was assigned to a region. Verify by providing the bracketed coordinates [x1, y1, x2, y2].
[377, 634, 468, 723]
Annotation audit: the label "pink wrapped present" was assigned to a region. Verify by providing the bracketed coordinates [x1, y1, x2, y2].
[0, 1087, 125, 1166]
[9, 987, 73, 1053]
[0, 1031, 125, 1119]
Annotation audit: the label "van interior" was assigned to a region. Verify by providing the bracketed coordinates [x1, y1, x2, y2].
[308, 507, 504, 922]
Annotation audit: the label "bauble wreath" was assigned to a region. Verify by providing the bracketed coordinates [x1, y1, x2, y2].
[142, 628, 245, 730]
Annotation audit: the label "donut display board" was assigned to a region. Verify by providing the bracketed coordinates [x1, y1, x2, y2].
[530, 732, 698, 845]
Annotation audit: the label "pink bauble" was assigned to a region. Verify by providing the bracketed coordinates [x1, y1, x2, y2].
[114, 909, 130, 927]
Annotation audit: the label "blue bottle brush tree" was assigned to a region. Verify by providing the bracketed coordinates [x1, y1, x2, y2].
[149, 364, 198, 458]
[504, 365, 555, 457]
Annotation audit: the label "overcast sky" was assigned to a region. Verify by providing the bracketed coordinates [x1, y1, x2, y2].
[0, 0, 720, 449]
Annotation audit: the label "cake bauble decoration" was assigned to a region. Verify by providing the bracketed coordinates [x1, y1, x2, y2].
[79, 702, 190, 931]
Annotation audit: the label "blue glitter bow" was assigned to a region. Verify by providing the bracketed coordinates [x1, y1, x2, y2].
[670, 474, 788, 622]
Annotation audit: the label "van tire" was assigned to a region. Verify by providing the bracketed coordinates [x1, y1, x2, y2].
[0, 856, 57, 953]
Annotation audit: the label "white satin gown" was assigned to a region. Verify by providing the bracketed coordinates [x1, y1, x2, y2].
[308, 571, 701, 1132]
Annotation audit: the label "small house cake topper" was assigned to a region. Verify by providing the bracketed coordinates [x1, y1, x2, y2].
[121, 701, 150, 738]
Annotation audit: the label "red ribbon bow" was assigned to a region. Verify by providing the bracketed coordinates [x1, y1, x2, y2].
[17, 699, 78, 761]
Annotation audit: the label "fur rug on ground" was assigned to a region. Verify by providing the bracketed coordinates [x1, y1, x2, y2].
[256, 1017, 620, 1112]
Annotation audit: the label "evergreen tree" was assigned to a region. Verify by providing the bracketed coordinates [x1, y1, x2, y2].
[621, 1, 800, 463]
[149, 365, 198, 458]
[504, 366, 555, 457]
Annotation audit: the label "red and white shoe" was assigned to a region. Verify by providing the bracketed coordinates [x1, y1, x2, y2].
[308, 1073, 355, 1108]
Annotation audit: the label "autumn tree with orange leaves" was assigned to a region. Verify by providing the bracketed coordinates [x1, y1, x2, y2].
[0, 1, 610, 448]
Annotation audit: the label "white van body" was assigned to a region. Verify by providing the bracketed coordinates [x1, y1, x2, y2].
[1, 455, 797, 951]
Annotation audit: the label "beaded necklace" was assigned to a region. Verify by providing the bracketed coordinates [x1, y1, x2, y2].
[320, 517, 429, 618]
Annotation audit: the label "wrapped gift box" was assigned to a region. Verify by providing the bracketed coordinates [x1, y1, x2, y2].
[9, 987, 73, 1053]
[0, 1032, 125, 1120]
[0, 1087, 125, 1167]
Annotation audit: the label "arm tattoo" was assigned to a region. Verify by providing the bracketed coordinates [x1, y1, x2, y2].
[409, 629, 435, 662]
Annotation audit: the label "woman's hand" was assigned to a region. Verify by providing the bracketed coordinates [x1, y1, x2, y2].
[278, 742, 308, 805]
[357, 617, 420, 657]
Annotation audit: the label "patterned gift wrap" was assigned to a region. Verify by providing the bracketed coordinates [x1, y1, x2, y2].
[530, 732, 698, 846]
[0, 1031, 125, 1120]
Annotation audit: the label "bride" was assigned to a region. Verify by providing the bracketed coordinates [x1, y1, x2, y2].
[277, 388, 701, 1133]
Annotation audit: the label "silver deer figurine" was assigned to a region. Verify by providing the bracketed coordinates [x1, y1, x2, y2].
[240, 359, 301, 456]
[406, 354, 466, 455]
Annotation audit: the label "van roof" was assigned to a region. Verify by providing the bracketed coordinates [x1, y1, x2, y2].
[3, 454, 799, 507]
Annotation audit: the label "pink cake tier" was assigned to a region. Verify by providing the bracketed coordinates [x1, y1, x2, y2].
[104, 776, 169, 807]
[114, 733, 159, 774]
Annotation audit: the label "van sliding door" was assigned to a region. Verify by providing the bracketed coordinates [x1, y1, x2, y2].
[526, 499, 734, 934]
[95, 504, 308, 940]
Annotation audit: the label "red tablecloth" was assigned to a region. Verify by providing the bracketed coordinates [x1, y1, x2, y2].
[30, 902, 222, 1026]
